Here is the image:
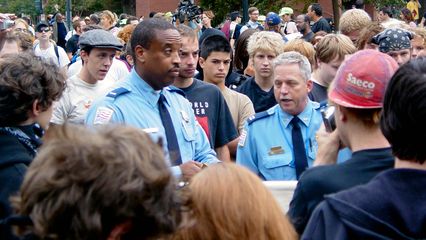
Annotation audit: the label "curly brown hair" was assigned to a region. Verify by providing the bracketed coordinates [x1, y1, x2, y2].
[13, 124, 182, 240]
[0, 52, 65, 126]
[117, 24, 136, 44]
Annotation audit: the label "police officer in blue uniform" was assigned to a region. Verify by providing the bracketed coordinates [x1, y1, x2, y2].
[86, 18, 219, 179]
[237, 51, 322, 180]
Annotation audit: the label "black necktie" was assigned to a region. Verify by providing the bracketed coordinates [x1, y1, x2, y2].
[290, 117, 308, 179]
[158, 94, 182, 166]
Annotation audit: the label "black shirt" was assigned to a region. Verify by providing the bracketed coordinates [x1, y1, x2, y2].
[288, 148, 395, 234]
[236, 77, 276, 113]
[303, 31, 315, 43]
[311, 17, 331, 33]
[308, 81, 328, 103]
[65, 34, 80, 56]
[179, 79, 238, 148]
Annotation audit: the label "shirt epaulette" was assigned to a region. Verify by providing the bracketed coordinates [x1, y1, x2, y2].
[106, 87, 130, 98]
[166, 86, 186, 97]
[312, 101, 322, 110]
[247, 110, 273, 125]
[319, 100, 328, 109]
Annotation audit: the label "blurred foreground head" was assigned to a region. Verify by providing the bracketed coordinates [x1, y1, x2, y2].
[173, 163, 298, 240]
[13, 124, 181, 240]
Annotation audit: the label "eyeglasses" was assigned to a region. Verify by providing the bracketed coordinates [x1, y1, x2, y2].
[38, 28, 50, 33]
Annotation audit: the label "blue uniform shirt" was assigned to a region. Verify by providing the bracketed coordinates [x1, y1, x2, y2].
[86, 69, 219, 176]
[237, 101, 322, 180]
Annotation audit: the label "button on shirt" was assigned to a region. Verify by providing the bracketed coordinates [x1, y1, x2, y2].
[236, 101, 322, 180]
[86, 69, 219, 176]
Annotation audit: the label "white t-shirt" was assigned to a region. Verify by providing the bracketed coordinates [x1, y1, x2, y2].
[34, 43, 70, 68]
[67, 58, 129, 89]
[282, 21, 298, 35]
[51, 75, 110, 125]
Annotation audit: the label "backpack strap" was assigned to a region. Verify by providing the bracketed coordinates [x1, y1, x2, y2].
[54, 45, 60, 66]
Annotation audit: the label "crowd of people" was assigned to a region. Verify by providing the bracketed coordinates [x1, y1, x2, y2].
[0, 1, 425, 239]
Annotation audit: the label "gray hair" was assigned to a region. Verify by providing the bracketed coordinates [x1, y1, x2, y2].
[272, 51, 312, 81]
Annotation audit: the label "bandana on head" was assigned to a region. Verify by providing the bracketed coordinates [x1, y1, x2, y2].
[372, 28, 413, 53]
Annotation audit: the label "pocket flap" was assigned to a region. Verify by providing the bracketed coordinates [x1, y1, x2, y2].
[263, 153, 293, 169]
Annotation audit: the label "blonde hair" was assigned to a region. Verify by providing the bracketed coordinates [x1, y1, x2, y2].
[315, 34, 356, 63]
[13, 18, 30, 30]
[101, 10, 116, 25]
[173, 163, 298, 240]
[356, 22, 384, 50]
[283, 39, 316, 69]
[247, 31, 284, 58]
[339, 9, 371, 35]
[203, 10, 215, 20]
[410, 26, 426, 47]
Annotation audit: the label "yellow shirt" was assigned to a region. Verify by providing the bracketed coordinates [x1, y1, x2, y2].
[407, 0, 420, 20]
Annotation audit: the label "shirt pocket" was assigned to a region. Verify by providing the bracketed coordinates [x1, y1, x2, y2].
[307, 137, 318, 163]
[260, 153, 296, 180]
[181, 120, 196, 142]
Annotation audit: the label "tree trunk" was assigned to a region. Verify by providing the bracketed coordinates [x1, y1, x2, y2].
[122, 0, 136, 15]
[332, 0, 340, 31]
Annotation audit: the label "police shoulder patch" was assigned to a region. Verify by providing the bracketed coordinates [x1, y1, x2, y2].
[247, 110, 273, 125]
[166, 86, 186, 97]
[106, 87, 130, 99]
[238, 129, 247, 147]
[93, 107, 114, 125]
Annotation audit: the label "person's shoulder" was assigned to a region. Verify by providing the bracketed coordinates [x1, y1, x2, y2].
[229, 88, 252, 102]
[0, 133, 33, 166]
[302, 164, 341, 180]
[236, 76, 254, 91]
[164, 85, 187, 99]
[193, 79, 221, 92]
[63, 75, 81, 90]
[246, 105, 277, 126]
[104, 86, 132, 101]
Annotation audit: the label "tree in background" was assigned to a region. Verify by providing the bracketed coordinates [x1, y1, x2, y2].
[200, 0, 406, 29]
[0, 0, 135, 21]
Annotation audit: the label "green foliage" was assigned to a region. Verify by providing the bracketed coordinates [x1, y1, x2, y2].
[0, 0, 37, 16]
[0, 0, 128, 19]
[199, 0, 314, 27]
[350, 0, 405, 9]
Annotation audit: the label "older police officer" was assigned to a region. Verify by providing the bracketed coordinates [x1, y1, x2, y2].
[237, 51, 322, 180]
[86, 18, 219, 180]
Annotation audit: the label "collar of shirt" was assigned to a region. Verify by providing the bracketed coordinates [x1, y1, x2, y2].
[129, 69, 171, 108]
[278, 100, 314, 128]
[248, 20, 259, 27]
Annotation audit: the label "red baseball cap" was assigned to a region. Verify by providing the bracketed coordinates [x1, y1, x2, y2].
[328, 49, 398, 109]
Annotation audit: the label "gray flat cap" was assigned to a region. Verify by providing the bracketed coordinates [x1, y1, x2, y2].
[79, 29, 123, 50]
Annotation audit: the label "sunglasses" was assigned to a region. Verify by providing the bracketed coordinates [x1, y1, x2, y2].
[38, 28, 50, 33]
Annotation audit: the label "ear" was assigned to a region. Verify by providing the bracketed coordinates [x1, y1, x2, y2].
[134, 45, 145, 64]
[80, 50, 89, 62]
[30, 100, 42, 118]
[107, 220, 133, 240]
[306, 79, 313, 92]
[336, 105, 348, 123]
[199, 57, 206, 69]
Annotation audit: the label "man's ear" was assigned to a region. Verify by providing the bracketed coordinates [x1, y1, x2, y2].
[337, 105, 348, 123]
[199, 57, 206, 69]
[80, 50, 89, 62]
[107, 220, 133, 240]
[134, 45, 145, 64]
[30, 100, 42, 118]
[306, 79, 313, 92]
